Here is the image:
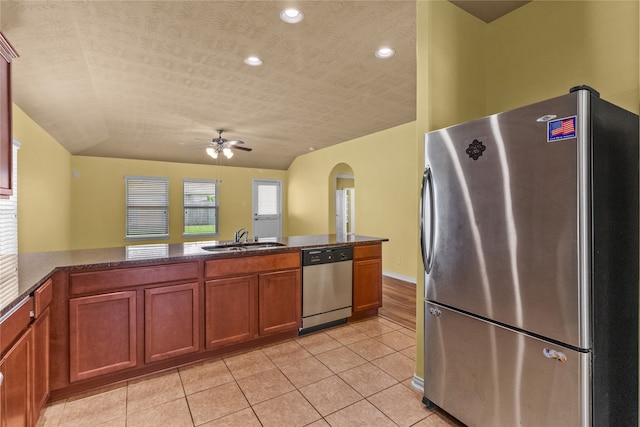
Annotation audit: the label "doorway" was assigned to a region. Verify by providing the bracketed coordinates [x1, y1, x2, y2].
[335, 174, 355, 236]
[252, 179, 282, 238]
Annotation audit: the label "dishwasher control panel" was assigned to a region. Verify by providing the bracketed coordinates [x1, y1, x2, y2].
[302, 246, 353, 266]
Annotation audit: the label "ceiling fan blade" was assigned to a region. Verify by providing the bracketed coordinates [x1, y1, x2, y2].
[226, 139, 245, 146]
[194, 137, 214, 143]
[232, 146, 252, 152]
[181, 141, 212, 148]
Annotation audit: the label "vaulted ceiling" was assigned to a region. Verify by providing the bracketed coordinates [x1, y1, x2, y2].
[2, 1, 528, 170]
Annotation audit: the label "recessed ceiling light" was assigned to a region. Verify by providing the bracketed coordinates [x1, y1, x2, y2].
[244, 56, 263, 66]
[375, 47, 395, 59]
[280, 8, 304, 24]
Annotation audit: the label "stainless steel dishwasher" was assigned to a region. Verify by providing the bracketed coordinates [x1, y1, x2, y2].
[300, 246, 353, 334]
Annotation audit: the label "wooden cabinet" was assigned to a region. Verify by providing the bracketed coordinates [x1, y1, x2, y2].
[145, 283, 199, 363]
[0, 280, 52, 427]
[0, 296, 35, 427]
[50, 252, 305, 399]
[69, 291, 137, 382]
[32, 278, 52, 418]
[205, 275, 258, 349]
[31, 307, 50, 419]
[205, 252, 302, 344]
[1, 328, 32, 427]
[259, 270, 301, 335]
[352, 243, 383, 319]
[0, 32, 18, 199]
[66, 261, 199, 382]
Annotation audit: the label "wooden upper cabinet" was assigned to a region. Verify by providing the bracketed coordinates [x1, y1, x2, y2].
[0, 32, 18, 199]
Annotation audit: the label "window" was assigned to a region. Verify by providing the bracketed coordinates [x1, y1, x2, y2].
[183, 179, 219, 237]
[252, 179, 282, 238]
[125, 176, 169, 240]
[0, 141, 19, 308]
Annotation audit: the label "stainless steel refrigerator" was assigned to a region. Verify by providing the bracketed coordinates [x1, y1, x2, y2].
[420, 86, 638, 427]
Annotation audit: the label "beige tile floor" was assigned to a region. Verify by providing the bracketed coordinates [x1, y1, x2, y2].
[37, 317, 464, 427]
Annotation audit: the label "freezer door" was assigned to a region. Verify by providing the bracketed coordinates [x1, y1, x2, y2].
[423, 92, 589, 348]
[424, 302, 589, 427]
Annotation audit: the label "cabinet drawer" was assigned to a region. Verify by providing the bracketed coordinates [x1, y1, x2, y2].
[206, 253, 300, 279]
[34, 278, 53, 317]
[0, 297, 32, 354]
[70, 262, 199, 295]
[353, 243, 382, 260]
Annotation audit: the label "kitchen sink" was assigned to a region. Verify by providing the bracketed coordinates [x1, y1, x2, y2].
[200, 242, 286, 252]
[200, 245, 247, 252]
[242, 242, 287, 249]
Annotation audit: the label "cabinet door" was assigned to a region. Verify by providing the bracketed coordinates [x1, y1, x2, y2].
[0, 58, 10, 198]
[69, 291, 137, 382]
[353, 258, 382, 313]
[32, 307, 50, 419]
[258, 270, 301, 336]
[0, 33, 17, 199]
[1, 328, 32, 427]
[205, 276, 258, 349]
[145, 283, 199, 363]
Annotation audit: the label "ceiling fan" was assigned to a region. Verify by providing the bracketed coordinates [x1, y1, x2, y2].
[187, 129, 253, 159]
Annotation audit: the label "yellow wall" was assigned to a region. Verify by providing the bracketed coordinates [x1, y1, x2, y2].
[12, 104, 72, 252]
[70, 156, 288, 250]
[288, 121, 419, 281]
[12, 105, 289, 252]
[486, 0, 639, 115]
[414, 0, 489, 379]
[414, 0, 640, 381]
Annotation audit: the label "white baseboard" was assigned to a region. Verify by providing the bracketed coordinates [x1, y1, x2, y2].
[411, 374, 424, 393]
[382, 270, 417, 284]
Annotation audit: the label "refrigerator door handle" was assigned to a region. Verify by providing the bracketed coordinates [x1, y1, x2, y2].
[420, 167, 435, 274]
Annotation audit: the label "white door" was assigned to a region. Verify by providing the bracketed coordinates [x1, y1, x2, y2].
[335, 188, 355, 236]
[345, 187, 355, 234]
[336, 190, 346, 235]
[252, 180, 282, 238]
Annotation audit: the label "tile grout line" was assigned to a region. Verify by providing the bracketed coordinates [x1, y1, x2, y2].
[47, 320, 423, 427]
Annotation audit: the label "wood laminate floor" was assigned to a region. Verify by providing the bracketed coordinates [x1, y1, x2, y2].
[379, 275, 417, 331]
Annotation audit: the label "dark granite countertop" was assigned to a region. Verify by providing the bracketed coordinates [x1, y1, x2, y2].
[1, 234, 387, 318]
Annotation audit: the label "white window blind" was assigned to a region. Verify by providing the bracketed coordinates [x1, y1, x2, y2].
[183, 179, 218, 237]
[125, 176, 169, 240]
[257, 183, 278, 215]
[0, 142, 19, 308]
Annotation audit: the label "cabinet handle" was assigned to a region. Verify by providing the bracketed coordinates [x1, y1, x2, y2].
[0, 372, 4, 386]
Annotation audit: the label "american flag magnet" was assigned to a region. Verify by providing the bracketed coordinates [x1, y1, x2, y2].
[547, 116, 577, 142]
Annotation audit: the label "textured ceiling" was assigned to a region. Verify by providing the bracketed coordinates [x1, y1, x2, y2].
[2, 1, 417, 170]
[2, 1, 529, 170]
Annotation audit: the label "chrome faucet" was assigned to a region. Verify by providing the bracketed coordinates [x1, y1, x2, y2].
[234, 227, 249, 243]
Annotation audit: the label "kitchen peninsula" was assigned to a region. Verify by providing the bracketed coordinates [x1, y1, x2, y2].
[0, 234, 386, 426]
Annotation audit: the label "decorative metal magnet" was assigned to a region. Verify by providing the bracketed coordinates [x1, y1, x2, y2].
[466, 139, 486, 161]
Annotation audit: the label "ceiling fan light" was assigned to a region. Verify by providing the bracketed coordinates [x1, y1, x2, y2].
[280, 8, 304, 24]
[206, 147, 218, 159]
[223, 148, 233, 159]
